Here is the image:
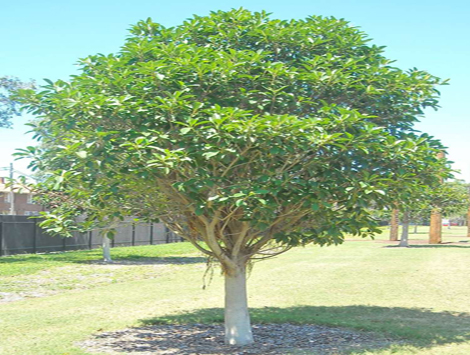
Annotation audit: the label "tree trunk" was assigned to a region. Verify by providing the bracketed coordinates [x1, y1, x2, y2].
[399, 211, 410, 247]
[467, 206, 470, 238]
[224, 266, 254, 345]
[429, 151, 445, 244]
[413, 223, 418, 234]
[390, 208, 399, 241]
[429, 209, 442, 244]
[102, 236, 112, 262]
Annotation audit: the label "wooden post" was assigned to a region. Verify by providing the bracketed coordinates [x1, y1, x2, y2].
[390, 208, 399, 241]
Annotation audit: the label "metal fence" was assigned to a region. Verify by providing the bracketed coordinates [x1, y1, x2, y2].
[0, 215, 183, 256]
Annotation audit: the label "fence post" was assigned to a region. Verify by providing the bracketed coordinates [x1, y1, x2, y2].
[32, 220, 37, 254]
[0, 221, 3, 256]
[62, 237, 67, 251]
[149, 223, 154, 245]
[89, 231, 93, 249]
[165, 225, 170, 243]
[132, 224, 136, 246]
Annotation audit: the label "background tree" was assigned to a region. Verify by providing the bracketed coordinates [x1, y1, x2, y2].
[398, 211, 410, 247]
[17, 9, 449, 345]
[0, 76, 34, 128]
[24, 174, 116, 262]
[428, 180, 469, 243]
[390, 208, 400, 241]
[467, 183, 470, 238]
[390, 180, 468, 246]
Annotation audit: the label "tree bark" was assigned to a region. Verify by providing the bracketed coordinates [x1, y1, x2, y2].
[467, 206, 470, 238]
[429, 151, 445, 244]
[429, 209, 442, 244]
[390, 208, 399, 241]
[399, 211, 410, 247]
[102, 236, 112, 262]
[224, 266, 254, 345]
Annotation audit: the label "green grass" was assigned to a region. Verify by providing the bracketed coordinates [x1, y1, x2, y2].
[366, 225, 468, 242]
[1, 231, 470, 354]
[0, 242, 198, 277]
[0, 243, 202, 300]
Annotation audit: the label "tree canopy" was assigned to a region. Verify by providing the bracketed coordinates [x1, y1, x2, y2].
[0, 76, 33, 128]
[18, 9, 450, 345]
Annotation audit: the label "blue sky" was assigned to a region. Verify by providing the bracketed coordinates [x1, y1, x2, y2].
[1, 0, 469, 181]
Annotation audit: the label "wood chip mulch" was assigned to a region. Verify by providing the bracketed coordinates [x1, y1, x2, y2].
[79, 323, 397, 355]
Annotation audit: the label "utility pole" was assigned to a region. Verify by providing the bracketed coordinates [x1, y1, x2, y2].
[0, 164, 17, 215]
[1, 164, 38, 216]
[9, 163, 15, 215]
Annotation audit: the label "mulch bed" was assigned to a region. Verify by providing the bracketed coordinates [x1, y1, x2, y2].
[79, 323, 397, 354]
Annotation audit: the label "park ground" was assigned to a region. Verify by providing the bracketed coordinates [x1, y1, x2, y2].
[1, 226, 470, 354]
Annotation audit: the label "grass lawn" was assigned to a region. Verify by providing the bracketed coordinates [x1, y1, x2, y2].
[1, 227, 470, 354]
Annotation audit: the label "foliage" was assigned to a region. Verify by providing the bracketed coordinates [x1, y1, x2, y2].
[0, 76, 34, 128]
[428, 180, 469, 218]
[396, 180, 469, 223]
[17, 9, 450, 274]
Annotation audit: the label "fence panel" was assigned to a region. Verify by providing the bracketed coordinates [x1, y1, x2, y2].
[2, 217, 36, 255]
[0, 215, 179, 256]
[65, 231, 90, 251]
[134, 223, 151, 246]
[113, 223, 133, 247]
[35, 225, 65, 253]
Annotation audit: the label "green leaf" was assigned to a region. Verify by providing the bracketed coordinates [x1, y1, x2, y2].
[235, 199, 245, 207]
[76, 151, 87, 159]
[232, 192, 245, 198]
[202, 151, 218, 159]
[254, 189, 270, 194]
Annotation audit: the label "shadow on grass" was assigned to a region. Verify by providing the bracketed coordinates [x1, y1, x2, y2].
[407, 245, 470, 249]
[138, 305, 470, 353]
[384, 244, 470, 249]
[86, 256, 207, 265]
[0, 252, 206, 266]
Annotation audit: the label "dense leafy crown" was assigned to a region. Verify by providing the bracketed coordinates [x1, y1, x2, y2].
[19, 9, 448, 260]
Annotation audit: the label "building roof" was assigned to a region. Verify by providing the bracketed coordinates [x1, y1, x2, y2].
[0, 177, 33, 194]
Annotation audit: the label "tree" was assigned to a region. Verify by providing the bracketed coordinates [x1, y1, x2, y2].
[398, 211, 410, 247]
[466, 183, 470, 238]
[0, 76, 34, 128]
[391, 180, 468, 246]
[467, 206, 470, 238]
[428, 180, 469, 243]
[26, 179, 115, 262]
[17, 9, 449, 345]
[389, 208, 400, 241]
